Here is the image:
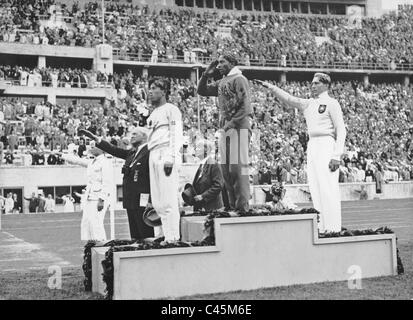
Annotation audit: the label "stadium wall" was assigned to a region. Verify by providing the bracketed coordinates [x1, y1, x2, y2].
[0, 84, 116, 104]
[0, 43, 95, 59]
[0, 43, 113, 74]
[1, 165, 412, 213]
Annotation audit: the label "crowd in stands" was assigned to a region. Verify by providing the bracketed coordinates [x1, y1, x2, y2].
[1, 1, 413, 68]
[1, 73, 412, 185]
[249, 80, 413, 185]
[0, 65, 113, 88]
[0, 72, 197, 165]
[0, 1, 412, 187]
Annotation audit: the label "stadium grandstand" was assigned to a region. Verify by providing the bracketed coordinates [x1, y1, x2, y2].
[0, 0, 412, 214]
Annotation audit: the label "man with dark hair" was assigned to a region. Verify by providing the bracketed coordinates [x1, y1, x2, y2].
[197, 54, 252, 213]
[146, 78, 183, 242]
[257, 73, 346, 233]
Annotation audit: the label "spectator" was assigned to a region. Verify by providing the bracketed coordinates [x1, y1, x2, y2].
[375, 164, 384, 194]
[24, 192, 39, 213]
[62, 194, 75, 213]
[355, 185, 368, 200]
[0, 141, 3, 165]
[12, 193, 20, 214]
[44, 194, 55, 213]
[259, 166, 272, 185]
[47, 151, 59, 165]
[0, 195, 5, 215]
[4, 193, 14, 214]
[365, 165, 375, 182]
[77, 138, 87, 157]
[37, 193, 46, 213]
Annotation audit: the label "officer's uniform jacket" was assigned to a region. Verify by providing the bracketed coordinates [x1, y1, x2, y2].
[284, 91, 346, 160]
[62, 153, 112, 202]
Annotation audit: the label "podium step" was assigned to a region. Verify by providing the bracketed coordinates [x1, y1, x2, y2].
[91, 214, 397, 299]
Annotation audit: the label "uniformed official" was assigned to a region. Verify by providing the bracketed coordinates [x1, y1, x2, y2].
[256, 73, 346, 232]
[80, 127, 154, 241]
[146, 79, 183, 242]
[61, 141, 112, 241]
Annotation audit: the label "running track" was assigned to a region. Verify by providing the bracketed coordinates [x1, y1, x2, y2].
[0, 198, 412, 272]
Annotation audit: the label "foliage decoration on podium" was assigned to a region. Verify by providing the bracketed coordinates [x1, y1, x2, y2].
[82, 206, 403, 299]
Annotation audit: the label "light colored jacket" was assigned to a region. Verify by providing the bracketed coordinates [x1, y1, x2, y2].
[62, 154, 112, 202]
[44, 198, 55, 212]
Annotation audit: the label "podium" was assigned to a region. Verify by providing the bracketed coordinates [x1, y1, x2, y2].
[91, 214, 397, 299]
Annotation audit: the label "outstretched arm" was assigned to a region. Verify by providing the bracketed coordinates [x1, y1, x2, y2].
[255, 80, 309, 111]
[96, 139, 130, 160]
[61, 153, 89, 167]
[79, 129, 129, 160]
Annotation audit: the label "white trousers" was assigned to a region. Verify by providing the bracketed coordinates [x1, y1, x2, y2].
[307, 136, 341, 233]
[81, 200, 108, 241]
[149, 147, 181, 241]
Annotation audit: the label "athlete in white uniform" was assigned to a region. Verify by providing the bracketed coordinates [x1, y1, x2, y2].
[257, 73, 346, 232]
[147, 79, 183, 242]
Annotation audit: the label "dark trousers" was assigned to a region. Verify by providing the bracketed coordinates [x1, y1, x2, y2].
[219, 128, 251, 212]
[126, 207, 154, 240]
[221, 164, 250, 212]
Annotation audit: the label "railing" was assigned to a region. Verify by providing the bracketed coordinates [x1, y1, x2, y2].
[1, 148, 126, 167]
[112, 50, 413, 72]
[0, 40, 412, 72]
[0, 79, 114, 89]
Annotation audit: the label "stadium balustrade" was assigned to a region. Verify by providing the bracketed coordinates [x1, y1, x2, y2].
[111, 50, 413, 71]
[1, 2, 413, 72]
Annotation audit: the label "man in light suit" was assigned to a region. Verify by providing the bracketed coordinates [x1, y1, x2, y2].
[189, 139, 224, 211]
[61, 141, 112, 241]
[80, 127, 153, 241]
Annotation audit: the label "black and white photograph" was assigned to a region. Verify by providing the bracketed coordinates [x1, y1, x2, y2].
[0, 0, 412, 306]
